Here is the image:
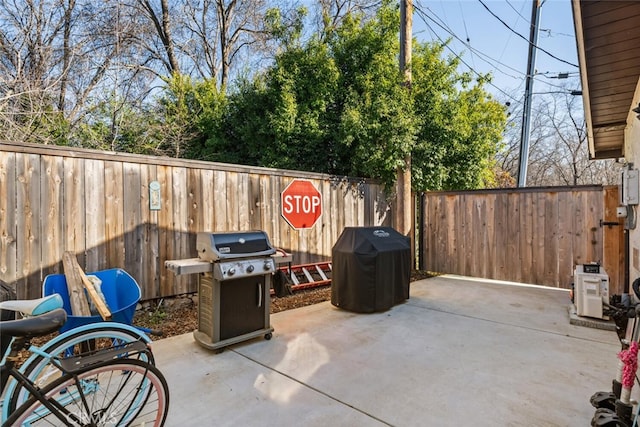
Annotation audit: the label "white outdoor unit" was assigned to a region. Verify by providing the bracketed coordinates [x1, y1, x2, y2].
[574, 264, 609, 319]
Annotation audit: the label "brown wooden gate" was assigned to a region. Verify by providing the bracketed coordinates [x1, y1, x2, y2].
[420, 186, 626, 294]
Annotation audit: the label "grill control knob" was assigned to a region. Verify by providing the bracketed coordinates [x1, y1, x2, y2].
[263, 261, 272, 271]
[227, 268, 236, 276]
[246, 264, 255, 273]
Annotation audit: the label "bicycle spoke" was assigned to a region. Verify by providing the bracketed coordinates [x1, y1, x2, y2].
[8, 359, 169, 426]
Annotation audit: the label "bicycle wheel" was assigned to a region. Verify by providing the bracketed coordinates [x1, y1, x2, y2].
[4, 323, 154, 417]
[6, 358, 169, 426]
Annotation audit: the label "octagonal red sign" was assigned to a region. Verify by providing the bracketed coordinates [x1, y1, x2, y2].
[281, 179, 323, 229]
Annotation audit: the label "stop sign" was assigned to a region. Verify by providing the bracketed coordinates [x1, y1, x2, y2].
[281, 179, 323, 229]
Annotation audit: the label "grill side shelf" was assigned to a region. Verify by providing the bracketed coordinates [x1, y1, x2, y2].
[165, 258, 213, 275]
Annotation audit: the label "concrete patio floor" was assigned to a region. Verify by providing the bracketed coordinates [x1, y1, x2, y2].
[153, 275, 628, 426]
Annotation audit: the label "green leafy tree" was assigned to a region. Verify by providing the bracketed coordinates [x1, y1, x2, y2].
[410, 42, 506, 191]
[328, 4, 415, 186]
[155, 74, 227, 159]
[212, 39, 340, 171]
[183, 1, 506, 191]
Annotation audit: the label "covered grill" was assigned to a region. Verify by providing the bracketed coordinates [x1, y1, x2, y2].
[165, 231, 276, 351]
[331, 227, 410, 313]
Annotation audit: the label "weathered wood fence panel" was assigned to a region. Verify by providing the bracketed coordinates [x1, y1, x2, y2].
[421, 186, 624, 294]
[0, 142, 391, 300]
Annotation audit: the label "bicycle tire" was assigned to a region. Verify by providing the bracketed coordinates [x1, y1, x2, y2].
[4, 323, 154, 418]
[6, 358, 169, 427]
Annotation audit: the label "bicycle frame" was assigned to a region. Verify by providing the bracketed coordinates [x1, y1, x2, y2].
[1, 321, 152, 422]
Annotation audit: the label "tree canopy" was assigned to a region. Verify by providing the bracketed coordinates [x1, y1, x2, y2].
[1, 0, 508, 192]
[182, 2, 506, 191]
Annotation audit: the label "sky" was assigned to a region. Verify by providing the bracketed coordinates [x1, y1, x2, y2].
[413, 0, 580, 105]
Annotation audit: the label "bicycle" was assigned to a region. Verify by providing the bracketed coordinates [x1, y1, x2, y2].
[1, 294, 169, 426]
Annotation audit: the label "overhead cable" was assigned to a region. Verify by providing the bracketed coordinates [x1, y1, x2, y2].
[477, 0, 578, 68]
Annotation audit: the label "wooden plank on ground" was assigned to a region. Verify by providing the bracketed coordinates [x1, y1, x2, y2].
[62, 251, 91, 316]
[79, 270, 111, 320]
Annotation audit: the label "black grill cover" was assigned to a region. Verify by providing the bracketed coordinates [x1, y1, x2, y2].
[331, 227, 410, 313]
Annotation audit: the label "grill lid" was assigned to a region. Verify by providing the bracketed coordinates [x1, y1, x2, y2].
[196, 231, 275, 261]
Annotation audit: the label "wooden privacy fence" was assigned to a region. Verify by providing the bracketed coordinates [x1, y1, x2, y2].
[0, 142, 392, 300]
[420, 186, 625, 294]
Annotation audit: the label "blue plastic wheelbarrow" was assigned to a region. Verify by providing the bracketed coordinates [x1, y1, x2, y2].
[42, 268, 141, 334]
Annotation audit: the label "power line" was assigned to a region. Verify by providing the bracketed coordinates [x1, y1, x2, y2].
[477, 0, 578, 68]
[457, 0, 476, 69]
[499, 0, 527, 64]
[414, 5, 519, 103]
[505, 0, 528, 21]
[416, 5, 524, 81]
[415, 4, 580, 108]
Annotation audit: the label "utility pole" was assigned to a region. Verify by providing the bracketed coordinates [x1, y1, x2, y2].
[517, 0, 541, 187]
[396, 0, 412, 241]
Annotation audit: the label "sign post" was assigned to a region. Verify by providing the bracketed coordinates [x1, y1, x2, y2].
[281, 179, 323, 229]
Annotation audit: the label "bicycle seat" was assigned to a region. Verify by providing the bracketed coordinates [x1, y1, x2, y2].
[0, 308, 67, 338]
[0, 293, 64, 316]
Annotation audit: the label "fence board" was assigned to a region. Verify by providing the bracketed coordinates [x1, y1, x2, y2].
[492, 191, 511, 280]
[506, 192, 521, 283]
[278, 177, 292, 256]
[104, 161, 125, 268]
[201, 169, 215, 232]
[84, 159, 105, 272]
[62, 158, 86, 266]
[157, 165, 174, 297]
[187, 167, 202, 257]
[557, 191, 574, 288]
[123, 163, 143, 286]
[41, 155, 64, 279]
[213, 170, 227, 231]
[172, 167, 190, 294]
[16, 153, 41, 298]
[140, 164, 153, 295]
[543, 192, 560, 286]
[531, 192, 544, 284]
[226, 172, 239, 230]
[0, 152, 16, 286]
[603, 186, 624, 294]
[249, 173, 261, 231]
[238, 173, 249, 229]
[260, 174, 273, 244]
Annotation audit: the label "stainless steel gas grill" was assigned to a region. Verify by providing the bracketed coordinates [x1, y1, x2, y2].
[165, 231, 276, 351]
